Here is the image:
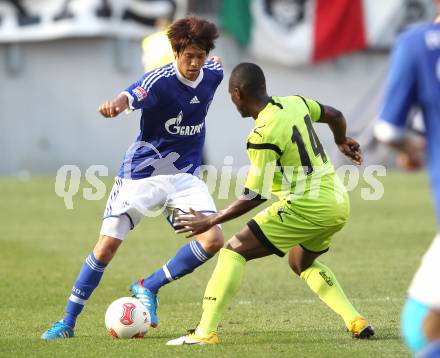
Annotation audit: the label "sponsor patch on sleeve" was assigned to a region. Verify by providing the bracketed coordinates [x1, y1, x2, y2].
[132, 86, 148, 101]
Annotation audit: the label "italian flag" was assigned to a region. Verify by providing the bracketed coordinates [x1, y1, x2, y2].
[220, 0, 398, 66]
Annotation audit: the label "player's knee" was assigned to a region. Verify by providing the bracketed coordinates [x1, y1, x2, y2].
[93, 247, 113, 264]
[93, 235, 121, 263]
[224, 235, 254, 261]
[205, 237, 224, 254]
[290, 260, 315, 276]
[225, 236, 242, 251]
[288, 255, 304, 275]
[198, 234, 224, 254]
[290, 261, 302, 276]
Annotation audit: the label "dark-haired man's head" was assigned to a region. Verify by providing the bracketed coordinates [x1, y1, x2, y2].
[168, 17, 219, 81]
[228, 63, 268, 118]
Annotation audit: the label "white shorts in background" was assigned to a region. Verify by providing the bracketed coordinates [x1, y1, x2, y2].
[100, 173, 217, 239]
[408, 233, 440, 310]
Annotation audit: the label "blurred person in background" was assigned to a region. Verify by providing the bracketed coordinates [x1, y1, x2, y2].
[141, 16, 174, 72]
[41, 16, 224, 340]
[122, 0, 176, 27]
[53, 0, 112, 21]
[0, 0, 40, 25]
[375, 1, 440, 356]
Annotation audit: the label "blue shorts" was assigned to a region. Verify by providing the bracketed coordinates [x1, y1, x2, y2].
[401, 297, 429, 355]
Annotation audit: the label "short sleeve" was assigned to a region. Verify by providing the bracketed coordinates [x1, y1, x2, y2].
[376, 33, 417, 141]
[121, 69, 164, 110]
[296, 96, 323, 122]
[141, 31, 174, 72]
[244, 133, 281, 199]
[203, 60, 224, 86]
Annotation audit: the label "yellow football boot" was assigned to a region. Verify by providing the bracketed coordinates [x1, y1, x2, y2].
[349, 316, 375, 339]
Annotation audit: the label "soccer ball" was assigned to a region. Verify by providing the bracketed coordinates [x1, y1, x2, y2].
[104, 297, 150, 338]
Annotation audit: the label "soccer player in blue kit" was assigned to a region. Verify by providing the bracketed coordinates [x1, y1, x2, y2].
[41, 16, 224, 339]
[375, 2, 440, 356]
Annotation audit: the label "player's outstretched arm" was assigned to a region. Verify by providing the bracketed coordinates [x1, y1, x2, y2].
[318, 105, 362, 165]
[175, 195, 264, 238]
[98, 94, 129, 118]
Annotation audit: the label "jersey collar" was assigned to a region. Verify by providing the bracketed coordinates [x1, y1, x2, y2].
[256, 97, 279, 124]
[173, 62, 204, 88]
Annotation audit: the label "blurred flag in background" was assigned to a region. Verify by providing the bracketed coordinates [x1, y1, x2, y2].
[0, 0, 176, 42]
[221, 0, 435, 66]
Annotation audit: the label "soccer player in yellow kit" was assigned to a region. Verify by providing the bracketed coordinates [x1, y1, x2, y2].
[141, 29, 174, 72]
[167, 62, 374, 345]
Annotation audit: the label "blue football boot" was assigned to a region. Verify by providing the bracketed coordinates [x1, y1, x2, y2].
[41, 321, 74, 340]
[130, 279, 158, 328]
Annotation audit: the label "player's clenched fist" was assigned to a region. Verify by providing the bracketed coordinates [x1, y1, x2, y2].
[98, 94, 129, 118]
[209, 56, 222, 66]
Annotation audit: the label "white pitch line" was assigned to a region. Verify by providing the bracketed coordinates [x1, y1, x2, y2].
[170, 297, 403, 307]
[237, 297, 402, 305]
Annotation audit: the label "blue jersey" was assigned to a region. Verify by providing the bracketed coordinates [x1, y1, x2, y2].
[378, 23, 440, 223]
[118, 61, 223, 179]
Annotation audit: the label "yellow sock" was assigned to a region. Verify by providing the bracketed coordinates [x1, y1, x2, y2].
[300, 260, 360, 328]
[198, 248, 246, 334]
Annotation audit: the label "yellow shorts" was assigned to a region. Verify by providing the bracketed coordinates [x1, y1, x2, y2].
[247, 199, 348, 257]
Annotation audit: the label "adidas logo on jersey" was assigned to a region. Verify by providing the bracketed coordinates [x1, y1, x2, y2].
[190, 96, 200, 104]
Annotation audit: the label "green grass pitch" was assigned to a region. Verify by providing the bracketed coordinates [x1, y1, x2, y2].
[0, 172, 436, 357]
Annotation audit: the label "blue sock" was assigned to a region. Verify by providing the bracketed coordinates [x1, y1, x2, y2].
[63, 253, 107, 328]
[142, 241, 212, 293]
